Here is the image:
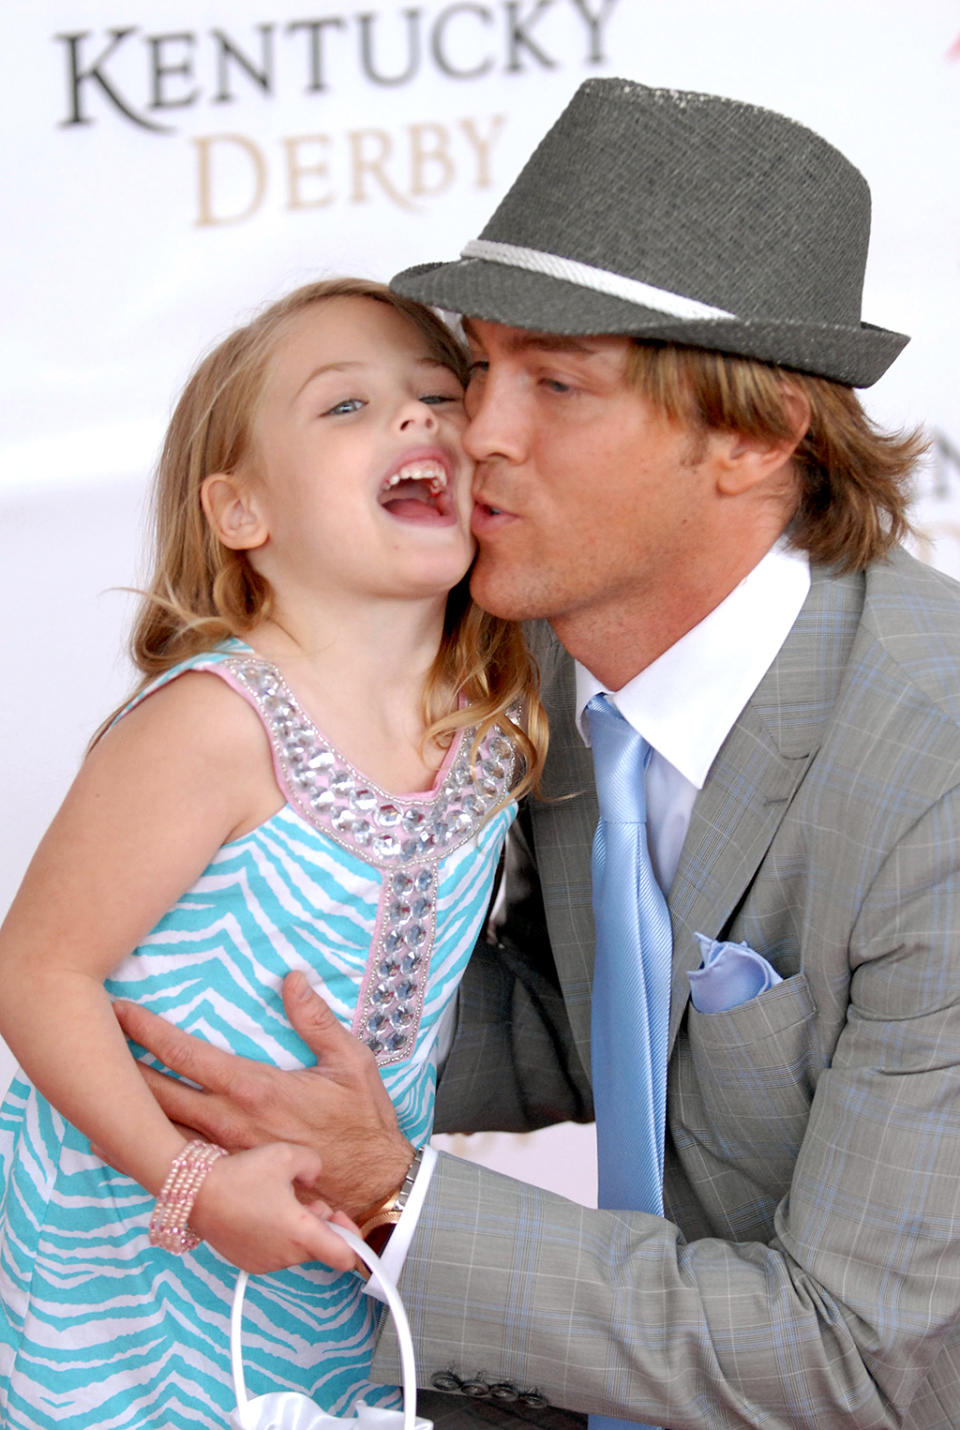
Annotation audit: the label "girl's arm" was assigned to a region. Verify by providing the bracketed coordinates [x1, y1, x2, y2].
[0, 672, 355, 1274]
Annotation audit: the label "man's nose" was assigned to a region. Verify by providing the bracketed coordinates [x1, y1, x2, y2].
[463, 379, 523, 463]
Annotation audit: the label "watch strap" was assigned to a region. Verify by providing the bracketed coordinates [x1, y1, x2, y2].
[355, 1146, 425, 1273]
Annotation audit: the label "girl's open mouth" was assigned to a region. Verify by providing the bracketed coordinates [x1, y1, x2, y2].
[378, 460, 454, 522]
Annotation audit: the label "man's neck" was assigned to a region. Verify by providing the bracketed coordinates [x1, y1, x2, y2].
[554, 536, 787, 689]
[551, 586, 737, 691]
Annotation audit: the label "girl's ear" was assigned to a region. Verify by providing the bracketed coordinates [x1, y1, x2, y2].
[201, 473, 269, 550]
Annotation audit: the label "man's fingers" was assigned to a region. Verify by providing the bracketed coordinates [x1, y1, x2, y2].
[137, 1063, 210, 1122]
[114, 999, 235, 1091]
[135, 1063, 263, 1152]
[282, 972, 354, 1063]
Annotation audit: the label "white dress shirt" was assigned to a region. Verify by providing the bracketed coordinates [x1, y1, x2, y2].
[368, 540, 810, 1294]
[576, 539, 810, 889]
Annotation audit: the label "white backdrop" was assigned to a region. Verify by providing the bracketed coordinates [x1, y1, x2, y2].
[2, 0, 959, 1202]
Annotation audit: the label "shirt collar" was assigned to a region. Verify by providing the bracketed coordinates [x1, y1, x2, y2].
[575, 540, 811, 789]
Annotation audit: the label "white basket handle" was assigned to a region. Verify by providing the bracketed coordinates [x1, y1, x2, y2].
[231, 1224, 419, 1430]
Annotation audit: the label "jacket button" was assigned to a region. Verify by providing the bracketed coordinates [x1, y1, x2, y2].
[430, 1372, 463, 1393]
[461, 1379, 491, 1398]
[521, 1391, 550, 1408]
[490, 1384, 520, 1402]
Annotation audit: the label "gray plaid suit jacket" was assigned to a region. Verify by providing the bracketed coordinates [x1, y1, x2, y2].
[373, 549, 960, 1430]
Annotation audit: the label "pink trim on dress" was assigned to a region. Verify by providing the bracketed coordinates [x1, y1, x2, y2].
[197, 651, 516, 1066]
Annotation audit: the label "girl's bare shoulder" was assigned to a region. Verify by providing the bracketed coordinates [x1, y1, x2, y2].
[96, 666, 270, 776]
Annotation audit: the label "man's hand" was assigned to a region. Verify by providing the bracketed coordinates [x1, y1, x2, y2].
[113, 971, 414, 1220]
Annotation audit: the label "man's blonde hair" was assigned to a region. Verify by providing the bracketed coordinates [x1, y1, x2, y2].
[112, 279, 546, 793]
[626, 342, 925, 571]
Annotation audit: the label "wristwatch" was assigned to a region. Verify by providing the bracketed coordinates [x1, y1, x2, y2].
[356, 1146, 425, 1266]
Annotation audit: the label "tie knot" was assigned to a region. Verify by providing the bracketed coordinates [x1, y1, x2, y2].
[586, 694, 650, 823]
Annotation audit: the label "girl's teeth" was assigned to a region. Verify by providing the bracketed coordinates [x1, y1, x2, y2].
[382, 462, 447, 492]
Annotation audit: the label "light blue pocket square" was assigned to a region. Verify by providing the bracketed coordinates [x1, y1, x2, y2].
[688, 932, 783, 1013]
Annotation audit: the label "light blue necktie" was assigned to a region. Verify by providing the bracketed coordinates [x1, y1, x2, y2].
[587, 694, 672, 1430]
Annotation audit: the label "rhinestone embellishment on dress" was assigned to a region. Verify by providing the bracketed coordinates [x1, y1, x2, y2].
[219, 654, 516, 1065]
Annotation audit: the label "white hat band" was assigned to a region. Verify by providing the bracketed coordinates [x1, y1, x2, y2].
[460, 239, 736, 323]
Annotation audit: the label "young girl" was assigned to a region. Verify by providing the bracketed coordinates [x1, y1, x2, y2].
[0, 278, 546, 1429]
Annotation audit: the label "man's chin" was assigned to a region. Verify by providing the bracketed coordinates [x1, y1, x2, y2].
[468, 560, 538, 622]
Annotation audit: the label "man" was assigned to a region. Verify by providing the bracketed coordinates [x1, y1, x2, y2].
[118, 80, 960, 1428]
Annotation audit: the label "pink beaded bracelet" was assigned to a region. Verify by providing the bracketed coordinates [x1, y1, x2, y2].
[148, 1139, 229, 1253]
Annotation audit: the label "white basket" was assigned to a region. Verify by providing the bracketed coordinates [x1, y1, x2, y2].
[229, 1224, 432, 1430]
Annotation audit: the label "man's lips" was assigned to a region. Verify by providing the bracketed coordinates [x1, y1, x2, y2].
[471, 495, 517, 535]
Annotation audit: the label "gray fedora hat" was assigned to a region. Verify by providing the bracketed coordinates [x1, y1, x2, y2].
[392, 78, 908, 387]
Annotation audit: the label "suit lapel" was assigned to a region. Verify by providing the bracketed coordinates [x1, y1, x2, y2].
[666, 563, 864, 1049]
[666, 704, 814, 1049]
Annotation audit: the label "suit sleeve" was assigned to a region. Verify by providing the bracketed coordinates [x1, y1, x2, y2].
[376, 786, 960, 1430]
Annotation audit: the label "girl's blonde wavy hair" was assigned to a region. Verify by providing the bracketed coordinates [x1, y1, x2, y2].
[111, 278, 547, 796]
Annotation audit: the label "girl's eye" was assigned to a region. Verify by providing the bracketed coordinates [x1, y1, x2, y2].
[542, 377, 574, 394]
[466, 361, 488, 383]
[324, 397, 365, 416]
[420, 392, 462, 406]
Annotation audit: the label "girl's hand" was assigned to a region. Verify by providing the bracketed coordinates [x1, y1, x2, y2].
[187, 1142, 360, 1274]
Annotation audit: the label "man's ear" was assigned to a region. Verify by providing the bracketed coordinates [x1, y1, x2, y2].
[201, 473, 269, 550]
[714, 385, 812, 497]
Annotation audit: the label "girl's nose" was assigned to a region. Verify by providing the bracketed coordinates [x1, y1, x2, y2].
[397, 398, 438, 432]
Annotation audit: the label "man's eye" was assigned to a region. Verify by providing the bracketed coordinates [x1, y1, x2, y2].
[324, 397, 365, 416]
[466, 361, 488, 383]
[542, 378, 574, 394]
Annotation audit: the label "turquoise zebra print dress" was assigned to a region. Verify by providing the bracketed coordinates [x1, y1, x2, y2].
[0, 641, 517, 1429]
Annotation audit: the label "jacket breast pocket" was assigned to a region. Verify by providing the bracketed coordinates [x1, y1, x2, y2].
[674, 973, 823, 1213]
